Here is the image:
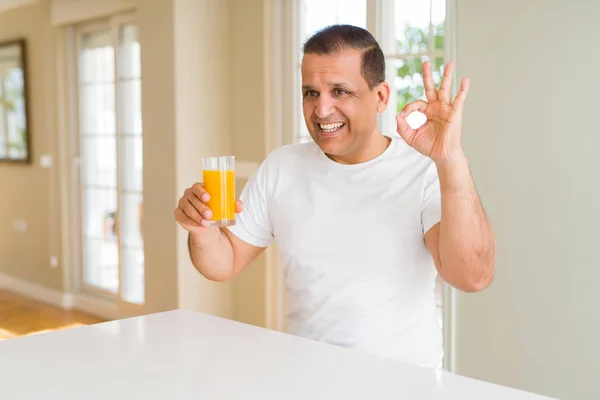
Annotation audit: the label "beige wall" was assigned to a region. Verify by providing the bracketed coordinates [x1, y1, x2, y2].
[141, 0, 270, 324]
[0, 0, 271, 328]
[173, 0, 234, 319]
[0, 0, 271, 327]
[230, 0, 268, 328]
[136, 0, 179, 313]
[455, 0, 600, 399]
[0, 1, 63, 291]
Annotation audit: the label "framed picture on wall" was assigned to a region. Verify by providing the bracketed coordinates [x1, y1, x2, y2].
[0, 38, 31, 163]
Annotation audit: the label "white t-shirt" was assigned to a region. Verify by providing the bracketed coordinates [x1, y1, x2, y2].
[226, 135, 443, 368]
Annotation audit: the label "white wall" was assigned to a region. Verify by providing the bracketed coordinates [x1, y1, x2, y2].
[455, 1, 600, 399]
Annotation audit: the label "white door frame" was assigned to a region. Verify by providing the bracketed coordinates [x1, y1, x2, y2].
[55, 12, 147, 320]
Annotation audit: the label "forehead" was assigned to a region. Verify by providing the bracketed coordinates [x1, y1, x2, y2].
[301, 49, 366, 87]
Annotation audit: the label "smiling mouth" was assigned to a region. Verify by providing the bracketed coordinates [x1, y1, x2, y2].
[318, 122, 345, 135]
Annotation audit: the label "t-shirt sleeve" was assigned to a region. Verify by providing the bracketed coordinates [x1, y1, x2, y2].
[225, 158, 274, 248]
[421, 161, 442, 236]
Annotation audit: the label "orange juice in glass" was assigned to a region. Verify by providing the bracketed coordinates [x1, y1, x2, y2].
[202, 156, 236, 227]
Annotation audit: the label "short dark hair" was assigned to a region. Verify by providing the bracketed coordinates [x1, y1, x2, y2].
[302, 24, 385, 89]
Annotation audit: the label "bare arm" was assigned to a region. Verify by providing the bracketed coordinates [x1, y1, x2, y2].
[425, 155, 496, 292]
[187, 228, 265, 282]
[395, 62, 495, 293]
[175, 182, 265, 282]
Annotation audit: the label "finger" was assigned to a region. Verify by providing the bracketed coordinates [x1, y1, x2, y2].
[191, 183, 210, 203]
[174, 207, 206, 229]
[235, 200, 243, 213]
[396, 113, 415, 145]
[185, 193, 213, 221]
[452, 77, 470, 111]
[423, 61, 437, 102]
[438, 61, 454, 104]
[179, 199, 209, 227]
[400, 99, 428, 117]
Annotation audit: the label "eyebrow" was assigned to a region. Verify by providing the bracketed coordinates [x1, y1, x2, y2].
[302, 81, 353, 91]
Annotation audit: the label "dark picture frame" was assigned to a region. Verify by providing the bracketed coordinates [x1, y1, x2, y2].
[0, 38, 31, 164]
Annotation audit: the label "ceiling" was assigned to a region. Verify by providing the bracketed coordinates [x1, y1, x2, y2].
[0, 0, 40, 13]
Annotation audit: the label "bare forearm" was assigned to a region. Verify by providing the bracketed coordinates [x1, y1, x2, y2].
[436, 154, 496, 291]
[188, 229, 235, 282]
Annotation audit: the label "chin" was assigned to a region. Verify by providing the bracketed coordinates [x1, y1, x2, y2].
[312, 136, 346, 156]
[310, 129, 348, 153]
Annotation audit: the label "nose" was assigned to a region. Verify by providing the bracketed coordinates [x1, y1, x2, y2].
[314, 95, 335, 119]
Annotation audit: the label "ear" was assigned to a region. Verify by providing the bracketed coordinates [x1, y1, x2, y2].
[375, 81, 391, 113]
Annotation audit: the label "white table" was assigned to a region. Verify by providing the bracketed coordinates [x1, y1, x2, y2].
[0, 310, 554, 399]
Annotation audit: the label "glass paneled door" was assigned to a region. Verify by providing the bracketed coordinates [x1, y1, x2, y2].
[76, 14, 144, 306]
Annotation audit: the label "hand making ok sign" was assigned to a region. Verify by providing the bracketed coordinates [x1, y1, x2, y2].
[396, 61, 470, 164]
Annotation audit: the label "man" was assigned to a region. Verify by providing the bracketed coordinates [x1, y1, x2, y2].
[174, 25, 496, 368]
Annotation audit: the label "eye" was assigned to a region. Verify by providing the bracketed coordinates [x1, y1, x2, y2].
[303, 90, 318, 98]
[334, 88, 348, 96]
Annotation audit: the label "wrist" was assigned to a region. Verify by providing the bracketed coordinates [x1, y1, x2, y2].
[434, 152, 473, 192]
[433, 148, 468, 168]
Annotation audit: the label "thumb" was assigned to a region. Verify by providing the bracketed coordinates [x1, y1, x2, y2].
[396, 113, 415, 145]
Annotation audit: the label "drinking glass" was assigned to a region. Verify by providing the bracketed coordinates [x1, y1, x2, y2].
[201, 156, 236, 227]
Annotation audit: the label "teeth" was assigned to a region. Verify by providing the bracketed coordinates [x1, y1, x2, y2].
[319, 122, 344, 131]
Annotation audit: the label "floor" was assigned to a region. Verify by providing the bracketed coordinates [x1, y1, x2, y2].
[0, 289, 104, 341]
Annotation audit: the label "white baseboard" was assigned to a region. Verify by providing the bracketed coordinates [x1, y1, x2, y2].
[0, 272, 69, 308]
[0, 272, 120, 321]
[62, 293, 75, 308]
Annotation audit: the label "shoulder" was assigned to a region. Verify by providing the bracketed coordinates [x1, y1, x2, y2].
[388, 135, 437, 175]
[259, 141, 319, 171]
[245, 141, 318, 194]
[267, 140, 317, 161]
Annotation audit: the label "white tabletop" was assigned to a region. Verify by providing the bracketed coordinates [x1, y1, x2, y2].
[0, 310, 554, 399]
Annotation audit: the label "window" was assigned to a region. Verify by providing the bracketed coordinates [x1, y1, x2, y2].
[76, 16, 144, 305]
[380, 0, 448, 330]
[379, 0, 447, 139]
[295, 0, 449, 332]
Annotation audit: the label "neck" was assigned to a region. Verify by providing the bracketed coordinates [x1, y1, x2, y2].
[327, 132, 391, 165]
